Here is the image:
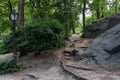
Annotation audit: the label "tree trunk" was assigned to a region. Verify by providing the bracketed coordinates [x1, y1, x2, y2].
[65, 15, 69, 40]
[64, 0, 69, 40]
[101, 7, 104, 18]
[96, 9, 100, 19]
[18, 0, 24, 28]
[82, 0, 86, 32]
[71, 19, 75, 34]
[18, 0, 25, 57]
[96, 0, 100, 19]
[115, 0, 118, 12]
[101, 0, 106, 18]
[8, 0, 12, 20]
[19, 48, 28, 57]
[65, 24, 69, 40]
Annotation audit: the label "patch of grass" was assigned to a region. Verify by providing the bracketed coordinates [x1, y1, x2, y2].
[0, 61, 22, 74]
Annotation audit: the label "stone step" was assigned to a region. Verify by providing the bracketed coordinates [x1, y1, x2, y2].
[64, 56, 73, 60]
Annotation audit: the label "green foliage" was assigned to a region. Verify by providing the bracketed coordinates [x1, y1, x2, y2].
[1, 34, 13, 53]
[27, 0, 56, 19]
[3, 19, 65, 54]
[86, 15, 96, 25]
[18, 19, 64, 52]
[0, 0, 120, 53]
[0, 61, 21, 74]
[0, 0, 18, 34]
[0, 30, 12, 54]
[103, 9, 115, 16]
[86, 8, 115, 25]
[0, 41, 7, 54]
[0, 19, 11, 34]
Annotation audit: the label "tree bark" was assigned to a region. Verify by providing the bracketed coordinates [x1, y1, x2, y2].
[82, 0, 86, 32]
[8, 0, 12, 20]
[65, 14, 69, 40]
[101, 0, 106, 18]
[101, 7, 104, 18]
[71, 19, 75, 34]
[96, 9, 100, 19]
[18, 0, 25, 57]
[96, 0, 100, 19]
[115, 0, 118, 12]
[18, 0, 24, 28]
[64, 0, 69, 40]
[65, 24, 69, 40]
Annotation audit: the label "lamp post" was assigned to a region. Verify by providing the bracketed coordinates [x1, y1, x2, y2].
[10, 10, 18, 62]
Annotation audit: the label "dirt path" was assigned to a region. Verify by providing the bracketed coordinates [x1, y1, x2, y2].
[0, 55, 76, 80]
[0, 34, 90, 80]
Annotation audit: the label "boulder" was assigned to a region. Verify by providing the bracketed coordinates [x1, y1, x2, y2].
[84, 24, 120, 66]
[82, 12, 120, 38]
[0, 53, 14, 63]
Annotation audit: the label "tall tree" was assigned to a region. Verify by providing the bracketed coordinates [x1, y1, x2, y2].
[70, 16, 75, 34]
[96, 0, 100, 19]
[8, 0, 12, 20]
[82, 0, 87, 32]
[101, 0, 106, 18]
[18, 0, 24, 27]
[64, 0, 69, 40]
[0, 0, 15, 33]
[115, 0, 118, 12]
[90, 0, 102, 19]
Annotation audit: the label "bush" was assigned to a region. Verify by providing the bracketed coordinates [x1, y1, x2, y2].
[0, 41, 7, 54]
[86, 15, 96, 25]
[2, 19, 65, 54]
[0, 61, 21, 74]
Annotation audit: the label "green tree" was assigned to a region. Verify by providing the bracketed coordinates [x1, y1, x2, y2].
[82, 0, 87, 32]
[0, 0, 17, 34]
[18, 0, 24, 27]
[53, 0, 81, 39]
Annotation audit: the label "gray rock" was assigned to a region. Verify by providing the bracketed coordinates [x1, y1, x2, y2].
[82, 12, 120, 38]
[0, 53, 14, 63]
[84, 24, 120, 66]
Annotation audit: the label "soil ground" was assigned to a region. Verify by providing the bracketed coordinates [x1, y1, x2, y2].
[0, 34, 82, 80]
[1, 34, 120, 80]
[0, 53, 76, 80]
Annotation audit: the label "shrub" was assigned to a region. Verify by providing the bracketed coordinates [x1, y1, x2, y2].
[86, 15, 96, 25]
[0, 41, 7, 54]
[2, 19, 65, 54]
[0, 61, 21, 74]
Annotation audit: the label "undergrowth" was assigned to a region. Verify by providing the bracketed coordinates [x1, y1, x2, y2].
[0, 61, 22, 74]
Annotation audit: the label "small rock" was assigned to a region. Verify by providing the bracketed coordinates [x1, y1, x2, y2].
[26, 73, 39, 79]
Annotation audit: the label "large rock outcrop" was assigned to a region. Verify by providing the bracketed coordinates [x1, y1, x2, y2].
[82, 12, 120, 38]
[84, 24, 120, 66]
